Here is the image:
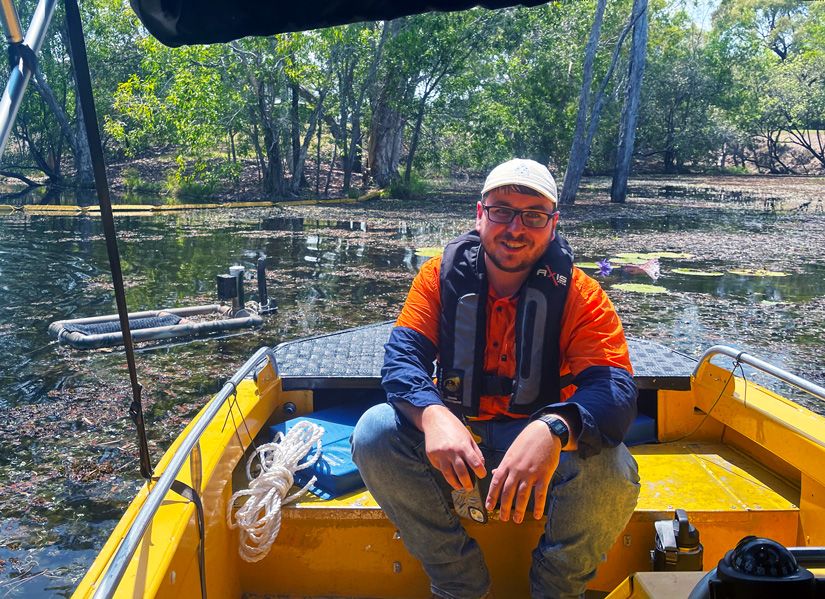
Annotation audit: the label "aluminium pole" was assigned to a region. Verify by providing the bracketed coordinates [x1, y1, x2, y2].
[0, 0, 24, 43]
[0, 0, 59, 160]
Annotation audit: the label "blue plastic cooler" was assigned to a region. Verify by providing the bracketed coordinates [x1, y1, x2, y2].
[269, 399, 374, 500]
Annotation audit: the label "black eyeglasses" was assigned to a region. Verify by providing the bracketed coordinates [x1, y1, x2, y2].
[482, 204, 556, 229]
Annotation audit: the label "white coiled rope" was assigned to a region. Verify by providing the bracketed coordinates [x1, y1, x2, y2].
[226, 420, 325, 562]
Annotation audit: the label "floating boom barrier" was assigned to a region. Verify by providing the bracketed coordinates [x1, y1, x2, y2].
[48, 305, 263, 349]
[49, 258, 276, 349]
[0, 191, 385, 217]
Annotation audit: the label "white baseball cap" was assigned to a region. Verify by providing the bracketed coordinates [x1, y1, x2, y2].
[481, 158, 558, 206]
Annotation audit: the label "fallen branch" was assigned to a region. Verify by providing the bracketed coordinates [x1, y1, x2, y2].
[0, 170, 43, 187]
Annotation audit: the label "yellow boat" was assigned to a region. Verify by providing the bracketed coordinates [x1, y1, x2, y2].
[71, 322, 825, 598]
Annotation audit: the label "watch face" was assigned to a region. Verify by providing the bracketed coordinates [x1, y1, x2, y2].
[549, 419, 565, 434]
[542, 416, 569, 446]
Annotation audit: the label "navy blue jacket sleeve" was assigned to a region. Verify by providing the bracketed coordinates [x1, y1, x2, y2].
[381, 326, 443, 408]
[533, 365, 637, 458]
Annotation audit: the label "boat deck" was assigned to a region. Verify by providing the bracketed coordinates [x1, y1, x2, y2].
[274, 321, 697, 391]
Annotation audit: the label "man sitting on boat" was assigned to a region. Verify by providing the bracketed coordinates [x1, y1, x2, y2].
[352, 159, 640, 599]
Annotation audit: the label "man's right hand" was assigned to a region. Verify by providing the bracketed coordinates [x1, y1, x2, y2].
[420, 405, 487, 491]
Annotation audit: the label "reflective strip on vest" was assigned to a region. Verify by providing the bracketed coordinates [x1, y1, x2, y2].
[454, 293, 480, 410]
[512, 287, 546, 406]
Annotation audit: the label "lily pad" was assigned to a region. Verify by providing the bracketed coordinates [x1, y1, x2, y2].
[652, 252, 695, 259]
[613, 251, 694, 264]
[671, 268, 724, 277]
[728, 269, 788, 277]
[415, 247, 442, 257]
[611, 283, 670, 294]
[577, 262, 601, 269]
[611, 254, 649, 265]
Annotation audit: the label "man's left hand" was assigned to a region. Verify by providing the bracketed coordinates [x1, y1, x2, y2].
[485, 420, 561, 524]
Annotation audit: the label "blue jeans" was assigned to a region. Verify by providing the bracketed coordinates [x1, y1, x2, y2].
[351, 403, 640, 599]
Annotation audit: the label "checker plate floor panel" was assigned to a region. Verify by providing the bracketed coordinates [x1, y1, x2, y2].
[274, 321, 696, 391]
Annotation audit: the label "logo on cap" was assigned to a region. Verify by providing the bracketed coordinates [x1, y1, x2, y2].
[514, 164, 531, 178]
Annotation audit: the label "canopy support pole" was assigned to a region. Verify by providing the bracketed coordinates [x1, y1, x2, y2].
[0, 0, 57, 159]
[63, 0, 154, 480]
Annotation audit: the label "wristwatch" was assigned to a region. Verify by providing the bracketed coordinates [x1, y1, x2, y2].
[538, 414, 570, 449]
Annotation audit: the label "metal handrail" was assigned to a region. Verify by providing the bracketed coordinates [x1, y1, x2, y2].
[0, 0, 58, 158]
[92, 346, 274, 599]
[693, 345, 825, 404]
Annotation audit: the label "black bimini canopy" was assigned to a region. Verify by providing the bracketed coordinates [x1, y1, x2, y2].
[130, 0, 547, 47]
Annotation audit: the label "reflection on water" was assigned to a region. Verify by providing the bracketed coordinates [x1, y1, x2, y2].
[0, 181, 824, 595]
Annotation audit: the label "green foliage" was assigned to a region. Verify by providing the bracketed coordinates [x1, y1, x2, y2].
[386, 172, 431, 200]
[7, 0, 825, 193]
[163, 158, 241, 201]
[123, 168, 162, 194]
[106, 74, 172, 156]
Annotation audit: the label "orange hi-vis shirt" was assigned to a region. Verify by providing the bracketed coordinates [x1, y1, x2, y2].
[395, 254, 633, 419]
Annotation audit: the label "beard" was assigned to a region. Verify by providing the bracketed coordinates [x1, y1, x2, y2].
[481, 232, 550, 274]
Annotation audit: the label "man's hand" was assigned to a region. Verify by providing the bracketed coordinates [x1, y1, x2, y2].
[485, 420, 561, 524]
[420, 405, 487, 491]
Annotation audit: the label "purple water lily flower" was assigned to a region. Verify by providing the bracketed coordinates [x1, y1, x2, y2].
[596, 258, 613, 277]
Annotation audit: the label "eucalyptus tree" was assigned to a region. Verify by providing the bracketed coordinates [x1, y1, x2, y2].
[712, 0, 825, 172]
[326, 22, 386, 193]
[465, 3, 594, 171]
[632, 9, 731, 172]
[364, 9, 507, 190]
[367, 18, 406, 188]
[560, 0, 640, 204]
[2, 0, 141, 188]
[282, 30, 337, 194]
[610, 0, 648, 204]
[559, 0, 606, 205]
[402, 11, 499, 185]
[228, 35, 295, 197]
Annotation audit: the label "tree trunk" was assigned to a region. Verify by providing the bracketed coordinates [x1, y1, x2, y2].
[345, 22, 391, 190]
[403, 95, 428, 184]
[251, 77, 285, 197]
[563, 0, 642, 205]
[368, 95, 405, 188]
[339, 60, 353, 192]
[367, 19, 405, 188]
[290, 79, 304, 186]
[324, 140, 337, 197]
[73, 88, 94, 187]
[559, 0, 607, 206]
[59, 22, 93, 187]
[16, 116, 62, 181]
[262, 126, 284, 196]
[250, 120, 264, 183]
[316, 119, 322, 196]
[610, 0, 648, 204]
[290, 91, 327, 194]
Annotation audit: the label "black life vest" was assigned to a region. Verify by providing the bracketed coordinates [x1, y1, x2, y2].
[437, 230, 573, 417]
